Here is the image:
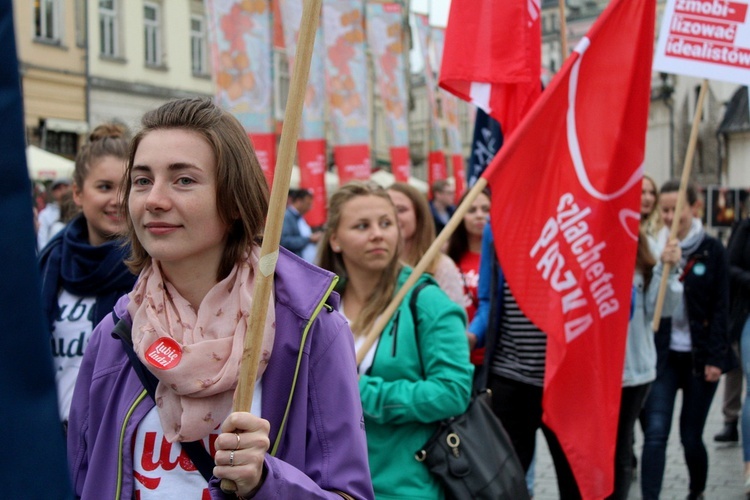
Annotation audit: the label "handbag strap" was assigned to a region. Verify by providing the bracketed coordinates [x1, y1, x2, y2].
[408, 281, 433, 374]
[113, 317, 215, 483]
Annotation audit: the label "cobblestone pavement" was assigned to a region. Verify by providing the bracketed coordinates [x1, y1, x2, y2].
[532, 377, 745, 499]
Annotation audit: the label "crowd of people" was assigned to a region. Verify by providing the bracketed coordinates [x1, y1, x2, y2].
[32, 96, 745, 499]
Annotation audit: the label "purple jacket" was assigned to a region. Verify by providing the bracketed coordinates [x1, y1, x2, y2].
[67, 249, 374, 499]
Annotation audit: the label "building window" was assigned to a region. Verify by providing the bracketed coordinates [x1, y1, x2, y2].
[75, 0, 86, 47]
[99, 0, 118, 57]
[35, 0, 61, 43]
[144, 2, 162, 66]
[44, 130, 78, 157]
[190, 15, 208, 75]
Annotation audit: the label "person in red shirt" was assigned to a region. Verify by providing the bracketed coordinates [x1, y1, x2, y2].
[447, 188, 490, 369]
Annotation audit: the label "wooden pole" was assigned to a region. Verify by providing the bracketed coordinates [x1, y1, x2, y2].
[221, 0, 322, 493]
[356, 177, 488, 364]
[558, 0, 568, 62]
[651, 79, 708, 332]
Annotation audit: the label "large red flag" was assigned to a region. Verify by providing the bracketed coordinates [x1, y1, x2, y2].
[439, 0, 541, 137]
[480, 0, 655, 497]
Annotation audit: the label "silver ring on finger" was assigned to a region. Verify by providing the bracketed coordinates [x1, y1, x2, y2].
[229, 450, 235, 467]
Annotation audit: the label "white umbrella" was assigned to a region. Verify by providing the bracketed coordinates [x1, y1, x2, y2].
[370, 169, 428, 193]
[26, 145, 74, 181]
[291, 165, 428, 195]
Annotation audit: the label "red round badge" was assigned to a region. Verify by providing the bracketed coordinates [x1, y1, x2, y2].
[145, 337, 182, 370]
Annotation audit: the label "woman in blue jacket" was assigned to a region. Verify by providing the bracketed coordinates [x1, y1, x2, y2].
[67, 98, 373, 500]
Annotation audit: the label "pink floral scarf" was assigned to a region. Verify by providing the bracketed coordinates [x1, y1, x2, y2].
[128, 250, 275, 442]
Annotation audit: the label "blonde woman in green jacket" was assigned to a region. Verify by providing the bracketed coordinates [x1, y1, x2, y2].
[318, 181, 474, 499]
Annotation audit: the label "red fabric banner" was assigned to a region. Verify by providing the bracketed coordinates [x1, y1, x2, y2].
[297, 139, 327, 227]
[334, 144, 371, 185]
[427, 151, 447, 196]
[439, 0, 541, 137]
[479, 0, 655, 497]
[390, 146, 410, 183]
[249, 133, 276, 187]
[451, 154, 466, 201]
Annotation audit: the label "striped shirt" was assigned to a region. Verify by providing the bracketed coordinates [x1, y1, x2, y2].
[490, 281, 547, 387]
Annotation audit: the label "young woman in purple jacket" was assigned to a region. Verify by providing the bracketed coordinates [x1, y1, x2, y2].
[67, 97, 374, 500]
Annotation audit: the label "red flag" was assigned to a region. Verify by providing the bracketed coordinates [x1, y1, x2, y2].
[297, 139, 327, 227]
[451, 154, 466, 201]
[480, 0, 655, 497]
[439, 0, 541, 136]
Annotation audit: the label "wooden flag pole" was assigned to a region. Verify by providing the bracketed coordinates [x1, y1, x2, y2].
[558, 0, 569, 61]
[221, 0, 322, 494]
[356, 177, 488, 364]
[651, 78, 708, 332]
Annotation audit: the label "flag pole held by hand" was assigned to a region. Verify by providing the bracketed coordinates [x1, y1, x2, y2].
[220, 0, 322, 494]
[651, 78, 708, 332]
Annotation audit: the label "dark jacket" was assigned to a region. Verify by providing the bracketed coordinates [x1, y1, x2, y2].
[429, 201, 455, 235]
[281, 207, 308, 257]
[727, 218, 750, 342]
[654, 235, 734, 375]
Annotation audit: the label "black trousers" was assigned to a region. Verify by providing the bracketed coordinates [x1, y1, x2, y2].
[606, 383, 651, 500]
[488, 374, 582, 500]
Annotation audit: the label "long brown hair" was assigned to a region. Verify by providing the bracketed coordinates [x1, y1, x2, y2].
[318, 181, 402, 337]
[636, 228, 656, 289]
[447, 188, 490, 263]
[122, 97, 269, 280]
[74, 123, 129, 190]
[641, 174, 661, 235]
[387, 182, 440, 274]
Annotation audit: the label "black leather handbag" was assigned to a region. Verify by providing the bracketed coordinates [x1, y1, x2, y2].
[406, 283, 529, 500]
[414, 390, 529, 500]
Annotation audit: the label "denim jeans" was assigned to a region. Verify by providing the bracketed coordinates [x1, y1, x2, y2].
[740, 317, 750, 461]
[640, 351, 719, 499]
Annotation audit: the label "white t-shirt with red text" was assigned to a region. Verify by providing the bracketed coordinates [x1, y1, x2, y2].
[133, 383, 262, 499]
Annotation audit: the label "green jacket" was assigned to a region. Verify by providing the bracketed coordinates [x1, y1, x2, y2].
[359, 267, 474, 499]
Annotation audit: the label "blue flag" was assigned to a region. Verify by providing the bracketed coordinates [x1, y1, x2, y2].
[0, 1, 72, 495]
[466, 108, 503, 188]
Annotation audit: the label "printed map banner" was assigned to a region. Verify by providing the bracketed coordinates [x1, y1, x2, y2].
[654, 0, 750, 85]
[207, 0, 276, 184]
[415, 13, 446, 185]
[432, 25, 466, 197]
[367, 2, 410, 180]
[432, 27, 463, 157]
[279, 0, 327, 140]
[279, 0, 328, 225]
[323, 0, 371, 182]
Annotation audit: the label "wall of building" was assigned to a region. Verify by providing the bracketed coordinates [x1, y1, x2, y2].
[86, 0, 212, 128]
[726, 132, 750, 188]
[14, 0, 87, 134]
